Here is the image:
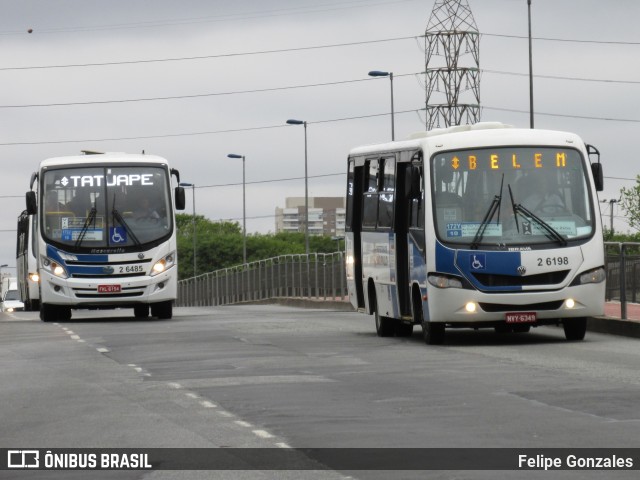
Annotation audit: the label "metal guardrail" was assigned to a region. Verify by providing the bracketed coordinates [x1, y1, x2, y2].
[176, 252, 347, 307]
[177, 243, 640, 320]
[604, 242, 640, 320]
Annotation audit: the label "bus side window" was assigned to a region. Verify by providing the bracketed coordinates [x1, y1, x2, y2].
[362, 160, 379, 228]
[377, 157, 395, 229]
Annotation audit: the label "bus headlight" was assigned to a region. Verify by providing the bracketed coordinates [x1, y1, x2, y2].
[571, 267, 606, 286]
[29, 272, 40, 282]
[41, 256, 68, 279]
[428, 274, 463, 289]
[151, 252, 175, 276]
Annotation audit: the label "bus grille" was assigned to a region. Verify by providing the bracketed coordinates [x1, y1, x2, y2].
[472, 270, 570, 288]
[479, 300, 564, 312]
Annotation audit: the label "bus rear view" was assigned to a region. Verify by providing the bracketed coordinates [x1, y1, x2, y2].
[26, 152, 186, 322]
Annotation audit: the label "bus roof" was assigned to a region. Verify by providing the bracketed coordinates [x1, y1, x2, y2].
[348, 123, 587, 157]
[38, 152, 170, 169]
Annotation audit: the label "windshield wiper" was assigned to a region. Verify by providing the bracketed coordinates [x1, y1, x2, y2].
[470, 174, 504, 250]
[111, 194, 140, 246]
[75, 206, 97, 248]
[512, 201, 567, 246]
[508, 185, 520, 233]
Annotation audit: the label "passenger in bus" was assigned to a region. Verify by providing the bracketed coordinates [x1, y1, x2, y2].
[133, 196, 160, 221]
[521, 176, 566, 215]
[44, 190, 65, 212]
[66, 190, 93, 216]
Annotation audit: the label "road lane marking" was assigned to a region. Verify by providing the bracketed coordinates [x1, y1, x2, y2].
[235, 420, 252, 428]
[96, 347, 110, 353]
[200, 400, 217, 408]
[252, 430, 274, 439]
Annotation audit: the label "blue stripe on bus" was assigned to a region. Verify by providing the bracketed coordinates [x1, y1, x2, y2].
[435, 241, 523, 292]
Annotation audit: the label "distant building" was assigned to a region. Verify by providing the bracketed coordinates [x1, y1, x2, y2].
[275, 197, 345, 237]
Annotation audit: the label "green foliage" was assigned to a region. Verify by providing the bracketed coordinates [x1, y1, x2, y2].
[176, 214, 343, 279]
[619, 175, 640, 232]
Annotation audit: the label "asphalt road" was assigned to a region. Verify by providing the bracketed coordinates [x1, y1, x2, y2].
[2, 305, 640, 480]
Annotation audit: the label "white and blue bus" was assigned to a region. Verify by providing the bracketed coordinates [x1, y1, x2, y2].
[16, 210, 40, 311]
[26, 152, 186, 322]
[345, 123, 605, 344]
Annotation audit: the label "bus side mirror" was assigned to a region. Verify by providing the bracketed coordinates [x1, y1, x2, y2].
[591, 163, 603, 192]
[175, 186, 186, 210]
[26, 191, 37, 214]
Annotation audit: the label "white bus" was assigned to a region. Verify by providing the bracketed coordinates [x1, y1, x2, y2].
[345, 123, 605, 344]
[26, 152, 186, 322]
[16, 210, 40, 311]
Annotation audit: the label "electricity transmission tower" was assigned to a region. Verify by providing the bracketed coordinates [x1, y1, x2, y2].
[424, 0, 480, 130]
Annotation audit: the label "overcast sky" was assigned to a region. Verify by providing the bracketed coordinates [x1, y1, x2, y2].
[1, 0, 639, 271]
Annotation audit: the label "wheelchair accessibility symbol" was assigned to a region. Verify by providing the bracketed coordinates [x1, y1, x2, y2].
[110, 227, 127, 244]
[470, 254, 486, 270]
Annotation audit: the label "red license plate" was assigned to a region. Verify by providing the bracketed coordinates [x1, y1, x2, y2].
[98, 284, 121, 293]
[505, 312, 537, 323]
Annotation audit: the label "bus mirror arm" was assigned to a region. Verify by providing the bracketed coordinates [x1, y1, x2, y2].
[26, 191, 37, 215]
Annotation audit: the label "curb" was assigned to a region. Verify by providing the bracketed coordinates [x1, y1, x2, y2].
[587, 316, 640, 339]
[212, 299, 640, 339]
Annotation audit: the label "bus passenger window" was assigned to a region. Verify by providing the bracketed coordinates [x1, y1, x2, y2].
[377, 158, 395, 228]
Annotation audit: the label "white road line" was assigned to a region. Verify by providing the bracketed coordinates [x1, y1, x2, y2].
[185, 393, 199, 399]
[275, 442, 291, 449]
[76, 339, 86, 343]
[134, 367, 143, 373]
[217, 411, 233, 418]
[234, 420, 252, 428]
[252, 430, 274, 439]
[167, 382, 182, 389]
[200, 400, 217, 408]
[96, 347, 110, 353]
[70, 335, 80, 340]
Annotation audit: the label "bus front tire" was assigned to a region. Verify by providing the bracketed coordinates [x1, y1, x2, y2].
[134, 304, 149, 318]
[421, 321, 445, 345]
[151, 301, 172, 320]
[40, 304, 71, 322]
[563, 317, 587, 341]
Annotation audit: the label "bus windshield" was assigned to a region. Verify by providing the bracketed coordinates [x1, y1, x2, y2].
[431, 147, 594, 248]
[41, 165, 172, 251]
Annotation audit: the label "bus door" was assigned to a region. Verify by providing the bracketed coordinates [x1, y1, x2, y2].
[346, 158, 364, 309]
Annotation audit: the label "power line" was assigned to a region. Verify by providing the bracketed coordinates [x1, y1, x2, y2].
[0, 69, 636, 110]
[2, 104, 638, 147]
[483, 106, 640, 123]
[0, 0, 418, 36]
[0, 108, 423, 146]
[3, 31, 639, 72]
[0, 36, 418, 72]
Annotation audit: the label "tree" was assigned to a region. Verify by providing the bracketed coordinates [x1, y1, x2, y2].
[619, 175, 640, 232]
[175, 214, 343, 279]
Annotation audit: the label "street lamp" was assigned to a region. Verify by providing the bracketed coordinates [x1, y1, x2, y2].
[286, 119, 309, 255]
[227, 154, 247, 264]
[179, 182, 196, 276]
[368, 70, 395, 141]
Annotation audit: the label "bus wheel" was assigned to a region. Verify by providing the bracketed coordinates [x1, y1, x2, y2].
[372, 294, 394, 337]
[421, 321, 445, 345]
[151, 301, 172, 320]
[563, 318, 587, 341]
[134, 304, 149, 318]
[40, 303, 57, 322]
[395, 322, 414, 337]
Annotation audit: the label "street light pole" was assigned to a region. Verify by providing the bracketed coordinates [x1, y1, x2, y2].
[527, 0, 534, 129]
[286, 119, 309, 255]
[368, 70, 395, 141]
[227, 154, 247, 264]
[180, 182, 196, 276]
